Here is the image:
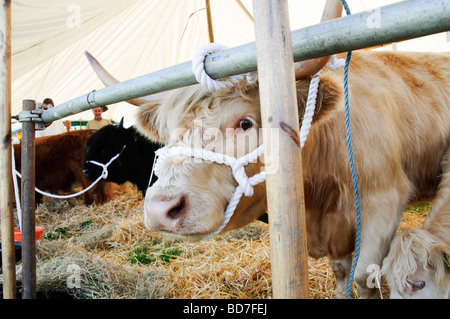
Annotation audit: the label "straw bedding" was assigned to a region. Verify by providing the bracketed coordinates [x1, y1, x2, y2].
[4, 183, 428, 299]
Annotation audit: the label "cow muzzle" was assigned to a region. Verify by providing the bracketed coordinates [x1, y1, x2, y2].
[144, 194, 188, 232]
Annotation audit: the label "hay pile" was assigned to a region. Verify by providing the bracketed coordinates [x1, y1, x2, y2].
[6, 183, 429, 299]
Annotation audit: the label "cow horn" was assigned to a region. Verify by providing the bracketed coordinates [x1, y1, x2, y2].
[84, 51, 169, 106]
[294, 0, 343, 80]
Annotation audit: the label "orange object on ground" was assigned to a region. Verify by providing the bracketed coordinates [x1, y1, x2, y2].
[14, 226, 45, 242]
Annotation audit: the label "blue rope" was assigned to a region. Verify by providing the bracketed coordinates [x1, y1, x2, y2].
[338, 0, 362, 299]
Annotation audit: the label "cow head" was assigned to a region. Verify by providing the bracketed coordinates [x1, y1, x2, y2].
[135, 82, 266, 240]
[83, 118, 127, 183]
[382, 228, 450, 299]
[134, 61, 344, 241]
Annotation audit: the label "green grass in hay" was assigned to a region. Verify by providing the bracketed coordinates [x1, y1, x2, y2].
[43, 219, 95, 241]
[128, 244, 182, 265]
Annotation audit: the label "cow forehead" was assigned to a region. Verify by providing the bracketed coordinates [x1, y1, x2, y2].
[178, 99, 258, 131]
[156, 83, 260, 141]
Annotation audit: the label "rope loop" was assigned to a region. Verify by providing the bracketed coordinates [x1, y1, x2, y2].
[327, 54, 346, 70]
[192, 43, 244, 90]
[85, 160, 109, 179]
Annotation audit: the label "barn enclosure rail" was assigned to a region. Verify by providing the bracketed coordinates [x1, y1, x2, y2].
[2, 0, 450, 299]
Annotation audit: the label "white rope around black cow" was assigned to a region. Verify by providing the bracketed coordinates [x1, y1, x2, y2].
[12, 144, 125, 205]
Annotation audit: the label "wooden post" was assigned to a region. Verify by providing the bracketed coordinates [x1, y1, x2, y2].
[21, 99, 37, 299]
[253, 0, 309, 298]
[205, 0, 214, 43]
[0, 0, 16, 299]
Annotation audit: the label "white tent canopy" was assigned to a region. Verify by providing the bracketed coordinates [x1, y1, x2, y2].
[11, 0, 450, 124]
[12, 0, 256, 124]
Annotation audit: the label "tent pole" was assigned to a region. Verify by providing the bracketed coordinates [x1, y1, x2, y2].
[0, 0, 16, 299]
[253, 0, 309, 298]
[21, 100, 37, 299]
[205, 0, 214, 43]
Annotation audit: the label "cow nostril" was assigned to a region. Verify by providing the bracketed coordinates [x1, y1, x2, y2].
[167, 196, 186, 219]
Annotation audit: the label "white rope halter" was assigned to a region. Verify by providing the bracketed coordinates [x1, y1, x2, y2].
[153, 144, 266, 238]
[85, 145, 126, 182]
[300, 55, 345, 147]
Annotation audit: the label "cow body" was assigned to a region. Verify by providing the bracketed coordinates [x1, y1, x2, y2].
[135, 51, 450, 298]
[13, 130, 114, 205]
[83, 120, 161, 194]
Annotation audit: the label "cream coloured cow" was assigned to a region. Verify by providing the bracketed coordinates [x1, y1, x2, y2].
[86, 6, 450, 300]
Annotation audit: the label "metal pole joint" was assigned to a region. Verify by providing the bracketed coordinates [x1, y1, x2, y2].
[87, 90, 98, 108]
[17, 102, 49, 130]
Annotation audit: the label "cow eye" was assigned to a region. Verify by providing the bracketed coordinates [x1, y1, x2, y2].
[238, 118, 253, 131]
[411, 281, 426, 292]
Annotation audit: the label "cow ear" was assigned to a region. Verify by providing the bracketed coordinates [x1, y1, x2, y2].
[116, 117, 124, 130]
[296, 72, 342, 124]
[135, 102, 163, 143]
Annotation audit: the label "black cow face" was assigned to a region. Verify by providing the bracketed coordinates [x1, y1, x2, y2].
[83, 118, 126, 182]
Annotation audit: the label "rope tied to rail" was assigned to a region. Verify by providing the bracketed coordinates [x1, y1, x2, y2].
[192, 43, 244, 90]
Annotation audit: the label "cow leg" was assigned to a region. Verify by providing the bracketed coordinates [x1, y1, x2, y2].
[329, 255, 352, 298]
[353, 187, 409, 298]
[425, 147, 450, 223]
[79, 176, 95, 205]
[354, 223, 400, 298]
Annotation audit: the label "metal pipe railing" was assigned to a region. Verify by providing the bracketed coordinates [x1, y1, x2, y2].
[38, 0, 450, 126]
[20, 100, 37, 299]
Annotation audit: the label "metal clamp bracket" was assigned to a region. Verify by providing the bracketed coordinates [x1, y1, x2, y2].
[17, 106, 48, 130]
[87, 90, 98, 108]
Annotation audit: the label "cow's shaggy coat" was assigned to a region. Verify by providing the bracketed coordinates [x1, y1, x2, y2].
[136, 51, 450, 298]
